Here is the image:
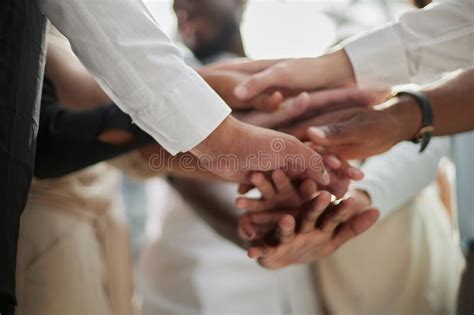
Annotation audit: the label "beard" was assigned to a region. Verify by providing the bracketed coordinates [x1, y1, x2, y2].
[192, 21, 240, 62]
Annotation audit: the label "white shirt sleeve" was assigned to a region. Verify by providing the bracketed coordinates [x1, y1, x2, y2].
[37, 0, 231, 155]
[351, 138, 451, 218]
[343, 0, 474, 87]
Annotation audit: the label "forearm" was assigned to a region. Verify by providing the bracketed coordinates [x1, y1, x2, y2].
[387, 69, 474, 141]
[426, 69, 474, 136]
[38, 0, 231, 155]
[35, 102, 154, 178]
[140, 145, 224, 181]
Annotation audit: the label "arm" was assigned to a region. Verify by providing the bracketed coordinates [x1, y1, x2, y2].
[39, 0, 329, 184]
[35, 80, 155, 178]
[306, 69, 474, 160]
[222, 0, 473, 99]
[38, 0, 231, 155]
[350, 138, 451, 218]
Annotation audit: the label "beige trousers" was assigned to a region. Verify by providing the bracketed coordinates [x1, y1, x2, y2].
[15, 204, 135, 315]
[317, 186, 465, 315]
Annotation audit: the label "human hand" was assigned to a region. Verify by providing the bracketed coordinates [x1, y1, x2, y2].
[239, 193, 379, 269]
[235, 87, 388, 131]
[302, 98, 421, 160]
[208, 50, 356, 102]
[236, 163, 363, 239]
[236, 150, 363, 207]
[191, 116, 330, 185]
[200, 69, 283, 112]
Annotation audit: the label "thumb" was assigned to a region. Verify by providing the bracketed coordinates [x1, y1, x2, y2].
[234, 66, 283, 101]
[283, 139, 330, 186]
[307, 122, 354, 147]
[251, 91, 284, 112]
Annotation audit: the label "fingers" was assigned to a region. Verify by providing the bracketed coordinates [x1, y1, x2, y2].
[250, 91, 284, 112]
[234, 65, 287, 101]
[272, 169, 296, 196]
[239, 210, 296, 241]
[238, 214, 256, 240]
[243, 92, 310, 129]
[307, 122, 355, 147]
[248, 244, 277, 259]
[299, 191, 332, 234]
[331, 208, 380, 250]
[236, 197, 267, 212]
[238, 183, 254, 194]
[304, 88, 383, 112]
[251, 172, 275, 200]
[208, 59, 285, 74]
[298, 179, 318, 201]
[278, 136, 330, 186]
[276, 214, 296, 244]
[326, 169, 350, 199]
[319, 198, 358, 233]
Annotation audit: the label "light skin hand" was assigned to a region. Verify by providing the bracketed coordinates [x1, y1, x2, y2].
[200, 69, 284, 112]
[218, 49, 356, 102]
[191, 116, 330, 185]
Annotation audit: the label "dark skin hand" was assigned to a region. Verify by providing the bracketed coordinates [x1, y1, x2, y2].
[237, 171, 379, 269]
[288, 68, 474, 160]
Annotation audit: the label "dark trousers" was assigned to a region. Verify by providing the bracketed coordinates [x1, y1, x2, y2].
[0, 0, 46, 313]
[458, 241, 474, 315]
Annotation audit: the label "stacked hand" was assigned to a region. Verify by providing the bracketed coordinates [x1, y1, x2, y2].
[236, 170, 379, 269]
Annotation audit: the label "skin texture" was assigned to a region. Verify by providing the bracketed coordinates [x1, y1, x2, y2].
[237, 171, 379, 269]
[47, 44, 331, 186]
[192, 115, 331, 185]
[208, 49, 356, 101]
[285, 68, 474, 160]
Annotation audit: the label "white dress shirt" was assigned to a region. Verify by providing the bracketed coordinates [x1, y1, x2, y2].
[351, 138, 451, 218]
[343, 0, 474, 87]
[342, 0, 474, 238]
[37, 0, 231, 155]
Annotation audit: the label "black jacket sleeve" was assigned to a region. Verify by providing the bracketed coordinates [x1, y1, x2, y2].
[34, 78, 155, 179]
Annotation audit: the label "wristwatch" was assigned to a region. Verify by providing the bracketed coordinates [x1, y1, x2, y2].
[395, 90, 434, 153]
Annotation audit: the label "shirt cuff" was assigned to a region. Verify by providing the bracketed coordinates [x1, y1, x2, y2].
[128, 72, 232, 155]
[342, 22, 412, 88]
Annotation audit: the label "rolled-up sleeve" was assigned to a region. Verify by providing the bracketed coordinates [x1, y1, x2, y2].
[351, 138, 451, 218]
[37, 0, 231, 155]
[343, 0, 474, 87]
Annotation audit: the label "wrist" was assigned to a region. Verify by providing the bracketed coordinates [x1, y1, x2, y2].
[191, 116, 243, 158]
[385, 96, 422, 144]
[320, 49, 356, 88]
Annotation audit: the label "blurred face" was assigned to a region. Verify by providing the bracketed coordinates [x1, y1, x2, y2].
[173, 0, 244, 60]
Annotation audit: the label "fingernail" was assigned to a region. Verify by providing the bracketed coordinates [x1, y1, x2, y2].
[327, 155, 341, 168]
[235, 85, 248, 99]
[309, 127, 326, 139]
[322, 169, 331, 186]
[349, 167, 364, 179]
